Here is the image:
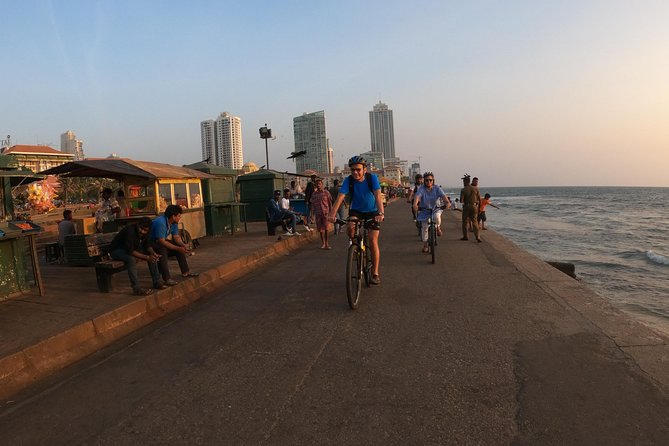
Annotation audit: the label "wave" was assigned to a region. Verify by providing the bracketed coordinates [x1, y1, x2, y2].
[646, 251, 669, 266]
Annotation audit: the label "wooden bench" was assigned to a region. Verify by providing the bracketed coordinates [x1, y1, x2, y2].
[94, 259, 127, 293]
[63, 233, 116, 266]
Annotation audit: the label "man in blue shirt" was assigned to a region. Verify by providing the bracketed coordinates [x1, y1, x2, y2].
[149, 204, 199, 286]
[267, 190, 299, 236]
[328, 156, 385, 285]
[412, 171, 447, 253]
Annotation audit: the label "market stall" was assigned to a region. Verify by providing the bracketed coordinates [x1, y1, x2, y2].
[0, 161, 45, 299]
[41, 159, 215, 240]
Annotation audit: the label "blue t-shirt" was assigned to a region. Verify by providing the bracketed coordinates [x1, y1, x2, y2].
[416, 185, 446, 221]
[149, 215, 179, 243]
[340, 174, 380, 213]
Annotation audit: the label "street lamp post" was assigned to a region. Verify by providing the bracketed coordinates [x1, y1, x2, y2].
[259, 124, 272, 169]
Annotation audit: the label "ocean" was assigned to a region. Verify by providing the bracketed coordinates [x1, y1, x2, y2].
[444, 186, 669, 329]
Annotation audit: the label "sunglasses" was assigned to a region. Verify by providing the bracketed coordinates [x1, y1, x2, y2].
[425, 178, 434, 182]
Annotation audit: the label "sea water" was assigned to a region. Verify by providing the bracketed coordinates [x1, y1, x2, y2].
[444, 186, 669, 328]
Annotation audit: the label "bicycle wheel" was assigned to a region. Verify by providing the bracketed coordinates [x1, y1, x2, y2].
[429, 223, 436, 264]
[346, 243, 363, 309]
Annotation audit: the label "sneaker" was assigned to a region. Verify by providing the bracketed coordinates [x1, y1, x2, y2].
[304, 226, 313, 232]
[283, 231, 294, 236]
[165, 279, 178, 286]
[370, 274, 381, 285]
[153, 282, 168, 290]
[293, 231, 302, 236]
[133, 288, 153, 296]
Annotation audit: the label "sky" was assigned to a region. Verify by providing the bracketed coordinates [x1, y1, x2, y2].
[2, 0, 668, 187]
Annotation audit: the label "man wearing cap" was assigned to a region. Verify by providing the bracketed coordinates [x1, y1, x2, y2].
[459, 174, 482, 242]
[109, 217, 164, 295]
[267, 190, 299, 236]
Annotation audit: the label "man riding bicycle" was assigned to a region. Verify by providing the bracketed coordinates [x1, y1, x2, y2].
[408, 173, 424, 221]
[328, 155, 385, 285]
[412, 171, 447, 253]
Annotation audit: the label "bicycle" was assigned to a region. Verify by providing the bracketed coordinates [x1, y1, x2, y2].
[419, 206, 445, 264]
[336, 217, 375, 309]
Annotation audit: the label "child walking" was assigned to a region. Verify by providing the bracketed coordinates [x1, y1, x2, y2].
[309, 178, 333, 249]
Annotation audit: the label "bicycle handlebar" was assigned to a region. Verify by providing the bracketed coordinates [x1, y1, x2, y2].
[335, 217, 377, 226]
[418, 206, 447, 211]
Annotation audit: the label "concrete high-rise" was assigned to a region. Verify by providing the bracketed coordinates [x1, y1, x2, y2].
[200, 112, 244, 169]
[200, 119, 216, 164]
[60, 130, 84, 160]
[369, 101, 395, 160]
[293, 111, 330, 174]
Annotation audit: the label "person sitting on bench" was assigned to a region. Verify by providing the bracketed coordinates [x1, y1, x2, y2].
[109, 217, 164, 296]
[267, 190, 299, 236]
[149, 204, 199, 286]
[57, 209, 76, 261]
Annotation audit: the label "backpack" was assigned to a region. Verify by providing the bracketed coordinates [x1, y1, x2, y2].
[348, 173, 375, 198]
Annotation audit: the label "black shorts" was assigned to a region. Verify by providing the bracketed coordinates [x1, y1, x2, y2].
[349, 210, 381, 231]
[478, 211, 487, 222]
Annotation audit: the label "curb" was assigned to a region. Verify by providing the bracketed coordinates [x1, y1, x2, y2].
[0, 230, 319, 400]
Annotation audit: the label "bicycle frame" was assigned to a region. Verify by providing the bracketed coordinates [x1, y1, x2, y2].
[337, 217, 375, 309]
[418, 206, 444, 264]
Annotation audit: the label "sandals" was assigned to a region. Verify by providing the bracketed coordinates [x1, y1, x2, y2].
[422, 246, 429, 253]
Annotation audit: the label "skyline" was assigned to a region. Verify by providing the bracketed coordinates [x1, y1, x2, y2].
[3, 1, 668, 187]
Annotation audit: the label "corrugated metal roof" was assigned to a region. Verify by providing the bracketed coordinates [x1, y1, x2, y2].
[40, 158, 217, 180]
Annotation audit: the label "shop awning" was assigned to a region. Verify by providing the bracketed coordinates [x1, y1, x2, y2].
[0, 170, 45, 187]
[41, 158, 216, 180]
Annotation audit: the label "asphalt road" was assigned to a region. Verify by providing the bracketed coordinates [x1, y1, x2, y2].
[0, 204, 667, 445]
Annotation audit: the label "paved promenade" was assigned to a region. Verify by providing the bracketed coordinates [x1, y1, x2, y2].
[1, 200, 668, 437]
[0, 221, 321, 400]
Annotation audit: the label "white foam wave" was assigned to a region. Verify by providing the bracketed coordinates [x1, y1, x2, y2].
[646, 251, 669, 266]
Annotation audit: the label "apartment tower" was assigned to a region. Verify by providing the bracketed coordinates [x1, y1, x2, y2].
[200, 112, 244, 169]
[369, 101, 395, 160]
[293, 111, 331, 174]
[60, 130, 84, 160]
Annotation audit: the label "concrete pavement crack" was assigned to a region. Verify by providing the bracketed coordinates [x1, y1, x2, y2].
[262, 316, 342, 443]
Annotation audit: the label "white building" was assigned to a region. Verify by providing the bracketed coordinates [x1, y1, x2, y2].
[369, 101, 396, 160]
[60, 130, 84, 160]
[200, 119, 216, 164]
[200, 112, 244, 169]
[294, 111, 330, 174]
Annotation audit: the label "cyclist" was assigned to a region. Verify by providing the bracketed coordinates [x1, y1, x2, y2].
[407, 173, 424, 221]
[328, 155, 385, 285]
[412, 172, 448, 253]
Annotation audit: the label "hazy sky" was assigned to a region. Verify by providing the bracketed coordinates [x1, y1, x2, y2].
[3, 1, 668, 186]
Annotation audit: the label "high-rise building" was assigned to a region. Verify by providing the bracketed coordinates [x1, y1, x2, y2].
[361, 150, 384, 171]
[60, 130, 84, 160]
[216, 112, 244, 169]
[369, 101, 395, 160]
[293, 111, 330, 174]
[200, 119, 216, 164]
[200, 112, 244, 169]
